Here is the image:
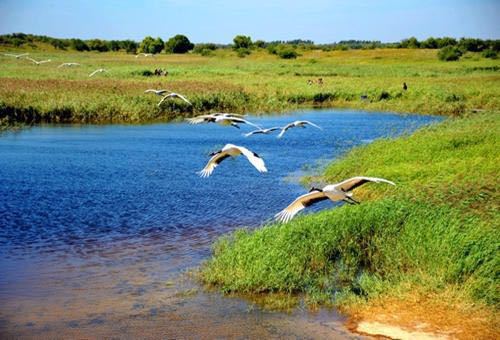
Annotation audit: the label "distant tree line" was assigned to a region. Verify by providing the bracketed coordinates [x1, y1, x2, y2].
[1, 33, 498, 60]
[0, 33, 140, 53]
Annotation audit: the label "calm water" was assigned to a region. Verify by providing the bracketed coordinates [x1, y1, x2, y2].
[0, 110, 440, 338]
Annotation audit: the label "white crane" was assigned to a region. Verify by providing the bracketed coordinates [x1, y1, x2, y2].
[198, 144, 267, 178]
[144, 89, 169, 96]
[157, 92, 192, 106]
[245, 127, 281, 137]
[277, 120, 322, 138]
[186, 113, 260, 129]
[25, 57, 51, 65]
[58, 62, 81, 68]
[135, 53, 154, 58]
[3, 52, 29, 59]
[89, 68, 108, 77]
[275, 177, 396, 223]
[186, 113, 245, 124]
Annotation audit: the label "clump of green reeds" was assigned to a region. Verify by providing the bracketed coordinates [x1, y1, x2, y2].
[201, 112, 499, 308]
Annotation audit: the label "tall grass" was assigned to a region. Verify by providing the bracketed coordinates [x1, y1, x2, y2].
[202, 200, 497, 305]
[0, 49, 499, 124]
[201, 112, 499, 311]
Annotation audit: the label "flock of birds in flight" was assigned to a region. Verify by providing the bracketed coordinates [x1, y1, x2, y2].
[3, 52, 109, 77]
[183, 110, 395, 222]
[2, 51, 395, 222]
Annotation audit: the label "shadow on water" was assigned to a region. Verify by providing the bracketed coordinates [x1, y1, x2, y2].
[0, 109, 442, 338]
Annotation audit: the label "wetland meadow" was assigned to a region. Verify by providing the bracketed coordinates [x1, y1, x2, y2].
[1, 10, 499, 340]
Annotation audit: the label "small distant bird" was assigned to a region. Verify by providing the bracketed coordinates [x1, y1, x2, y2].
[277, 120, 322, 138]
[58, 62, 80, 68]
[25, 57, 51, 65]
[198, 143, 267, 178]
[144, 89, 169, 96]
[157, 92, 192, 106]
[89, 68, 108, 77]
[403, 82, 408, 91]
[3, 52, 29, 59]
[245, 127, 281, 137]
[186, 114, 260, 129]
[307, 80, 313, 85]
[135, 53, 154, 58]
[275, 176, 396, 223]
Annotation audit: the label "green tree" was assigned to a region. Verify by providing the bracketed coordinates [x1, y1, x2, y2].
[400, 37, 420, 49]
[50, 39, 68, 50]
[70, 39, 89, 51]
[139, 36, 164, 54]
[164, 34, 194, 54]
[233, 35, 252, 49]
[421, 37, 438, 49]
[120, 40, 138, 54]
[108, 40, 121, 51]
[438, 46, 462, 61]
[87, 39, 109, 52]
[253, 40, 266, 48]
[482, 49, 497, 59]
[436, 37, 457, 48]
[458, 38, 486, 52]
[278, 47, 298, 59]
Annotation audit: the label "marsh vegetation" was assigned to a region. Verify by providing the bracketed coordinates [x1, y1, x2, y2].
[1, 33, 498, 337]
[1, 38, 499, 126]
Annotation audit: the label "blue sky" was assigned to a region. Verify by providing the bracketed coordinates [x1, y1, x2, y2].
[0, 0, 498, 43]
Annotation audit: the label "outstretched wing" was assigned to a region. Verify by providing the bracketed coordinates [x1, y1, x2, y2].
[302, 121, 322, 130]
[277, 123, 293, 138]
[334, 176, 396, 192]
[89, 70, 98, 77]
[175, 93, 192, 105]
[227, 117, 261, 129]
[198, 151, 231, 178]
[157, 95, 171, 106]
[265, 127, 281, 133]
[233, 145, 267, 173]
[213, 112, 246, 118]
[186, 114, 220, 124]
[244, 129, 264, 137]
[275, 190, 328, 223]
[145, 89, 166, 95]
[25, 57, 37, 64]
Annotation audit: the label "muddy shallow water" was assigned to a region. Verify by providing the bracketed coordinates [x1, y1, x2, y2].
[0, 110, 440, 338]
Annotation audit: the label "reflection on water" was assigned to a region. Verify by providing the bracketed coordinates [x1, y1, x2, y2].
[0, 109, 441, 338]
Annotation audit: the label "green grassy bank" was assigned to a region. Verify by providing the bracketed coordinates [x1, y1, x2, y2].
[201, 112, 499, 334]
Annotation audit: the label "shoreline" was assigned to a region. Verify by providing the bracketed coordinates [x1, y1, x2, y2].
[2, 47, 498, 338]
[199, 110, 499, 339]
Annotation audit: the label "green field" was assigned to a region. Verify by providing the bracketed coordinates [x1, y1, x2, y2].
[1, 47, 499, 126]
[1, 46, 499, 336]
